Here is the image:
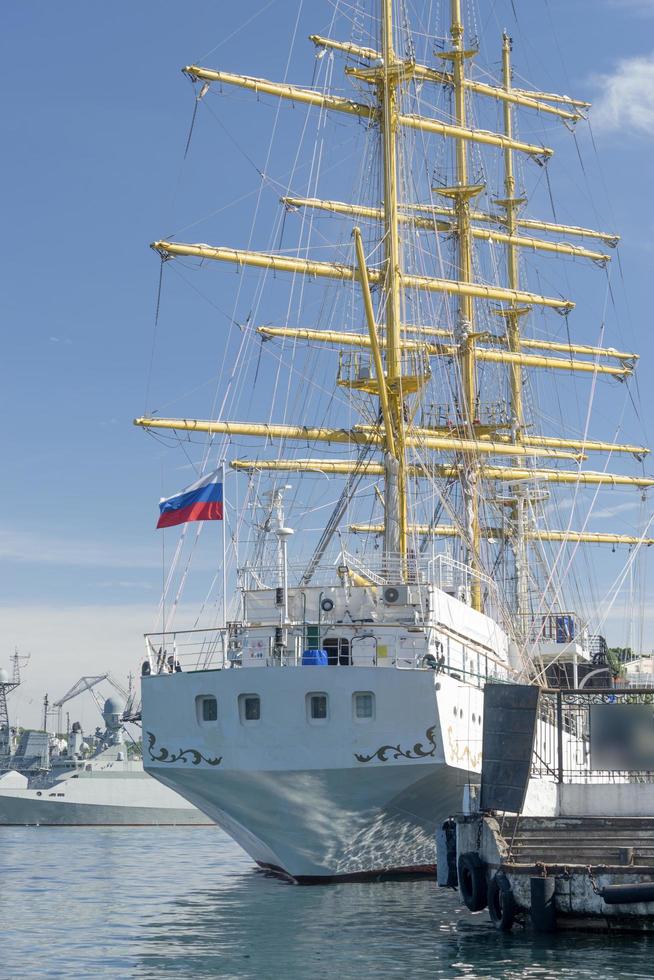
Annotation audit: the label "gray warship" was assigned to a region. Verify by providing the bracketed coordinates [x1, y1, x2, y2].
[0, 658, 212, 826]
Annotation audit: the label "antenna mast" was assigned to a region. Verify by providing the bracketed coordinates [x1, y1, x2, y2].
[0, 656, 21, 757]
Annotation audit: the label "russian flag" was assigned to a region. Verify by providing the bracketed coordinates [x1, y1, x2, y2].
[157, 469, 223, 529]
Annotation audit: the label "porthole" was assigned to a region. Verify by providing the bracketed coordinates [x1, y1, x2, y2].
[453, 705, 458, 716]
[459, 708, 464, 719]
[472, 713, 476, 724]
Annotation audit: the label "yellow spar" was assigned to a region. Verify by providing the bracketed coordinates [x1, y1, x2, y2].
[151, 240, 575, 312]
[348, 524, 654, 546]
[309, 35, 588, 120]
[228, 457, 654, 488]
[281, 195, 611, 263]
[256, 327, 632, 377]
[133, 416, 581, 460]
[258, 322, 637, 364]
[183, 64, 554, 158]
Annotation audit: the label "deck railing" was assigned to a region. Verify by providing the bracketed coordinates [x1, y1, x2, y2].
[532, 687, 654, 784]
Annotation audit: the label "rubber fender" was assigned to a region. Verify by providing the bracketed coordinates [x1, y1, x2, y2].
[600, 882, 654, 905]
[487, 873, 516, 931]
[436, 819, 458, 889]
[458, 852, 488, 912]
[530, 876, 556, 933]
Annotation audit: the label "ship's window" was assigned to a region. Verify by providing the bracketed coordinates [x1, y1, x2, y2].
[307, 693, 328, 722]
[195, 695, 218, 725]
[354, 692, 374, 720]
[202, 697, 218, 722]
[323, 637, 351, 666]
[239, 694, 261, 723]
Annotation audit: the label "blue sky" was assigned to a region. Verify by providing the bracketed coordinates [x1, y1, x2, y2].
[1, 0, 653, 727]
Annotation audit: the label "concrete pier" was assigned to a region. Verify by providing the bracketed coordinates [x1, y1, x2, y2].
[453, 812, 654, 931]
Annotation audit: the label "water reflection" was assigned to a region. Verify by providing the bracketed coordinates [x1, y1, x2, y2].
[135, 848, 653, 980]
[0, 827, 652, 979]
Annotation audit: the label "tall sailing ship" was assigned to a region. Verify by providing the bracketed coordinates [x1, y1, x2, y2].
[136, 0, 653, 881]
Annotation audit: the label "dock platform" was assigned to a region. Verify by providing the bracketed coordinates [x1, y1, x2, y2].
[439, 684, 654, 933]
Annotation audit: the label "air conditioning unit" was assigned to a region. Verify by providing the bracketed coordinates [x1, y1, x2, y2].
[381, 584, 413, 605]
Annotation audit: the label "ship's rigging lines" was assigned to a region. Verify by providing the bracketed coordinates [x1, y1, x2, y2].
[142, 0, 650, 627]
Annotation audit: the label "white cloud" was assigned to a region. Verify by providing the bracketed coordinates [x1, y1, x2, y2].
[592, 52, 654, 135]
[588, 500, 640, 521]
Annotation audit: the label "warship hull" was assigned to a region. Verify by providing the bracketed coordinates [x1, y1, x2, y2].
[0, 794, 209, 826]
[0, 758, 213, 827]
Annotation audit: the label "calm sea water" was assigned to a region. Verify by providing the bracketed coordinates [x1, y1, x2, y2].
[0, 827, 651, 979]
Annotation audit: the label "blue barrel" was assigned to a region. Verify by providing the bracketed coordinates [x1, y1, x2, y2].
[302, 649, 328, 666]
[555, 615, 574, 643]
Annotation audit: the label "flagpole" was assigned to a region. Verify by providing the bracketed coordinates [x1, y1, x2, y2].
[221, 459, 227, 629]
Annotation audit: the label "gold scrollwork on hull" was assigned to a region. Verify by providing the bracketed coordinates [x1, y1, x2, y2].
[446, 726, 482, 770]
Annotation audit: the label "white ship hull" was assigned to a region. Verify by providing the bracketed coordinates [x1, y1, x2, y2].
[142, 666, 483, 880]
[152, 759, 467, 880]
